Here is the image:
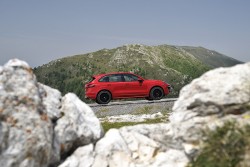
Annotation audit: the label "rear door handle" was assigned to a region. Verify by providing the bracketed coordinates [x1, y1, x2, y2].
[107, 84, 111, 86]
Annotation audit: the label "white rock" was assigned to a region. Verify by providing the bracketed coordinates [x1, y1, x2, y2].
[1, 59, 105, 166]
[0, 59, 54, 167]
[38, 83, 62, 120]
[99, 112, 164, 123]
[38, 83, 63, 164]
[59, 144, 95, 167]
[63, 123, 183, 167]
[170, 62, 250, 158]
[55, 93, 104, 156]
[150, 149, 189, 167]
[4, 58, 30, 69]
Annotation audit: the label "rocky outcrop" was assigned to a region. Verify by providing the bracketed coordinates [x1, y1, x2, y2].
[0, 59, 54, 167]
[55, 93, 103, 158]
[60, 124, 188, 167]
[0, 59, 103, 167]
[1, 59, 250, 167]
[170, 62, 250, 156]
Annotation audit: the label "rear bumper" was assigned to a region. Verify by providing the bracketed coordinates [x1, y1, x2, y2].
[85, 92, 96, 100]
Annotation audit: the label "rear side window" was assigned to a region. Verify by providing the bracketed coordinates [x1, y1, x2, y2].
[109, 74, 124, 82]
[99, 76, 110, 82]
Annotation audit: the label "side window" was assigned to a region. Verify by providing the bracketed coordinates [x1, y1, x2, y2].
[109, 74, 124, 82]
[124, 74, 139, 82]
[99, 76, 110, 82]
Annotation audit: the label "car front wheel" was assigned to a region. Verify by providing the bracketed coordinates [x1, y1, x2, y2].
[149, 87, 164, 100]
[96, 90, 112, 104]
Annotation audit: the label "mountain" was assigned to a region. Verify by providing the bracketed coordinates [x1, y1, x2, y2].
[33, 44, 242, 102]
[179, 46, 241, 68]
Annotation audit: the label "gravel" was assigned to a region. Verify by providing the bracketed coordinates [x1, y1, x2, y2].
[90, 100, 175, 118]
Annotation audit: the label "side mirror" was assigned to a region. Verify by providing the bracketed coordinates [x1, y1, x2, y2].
[138, 79, 144, 83]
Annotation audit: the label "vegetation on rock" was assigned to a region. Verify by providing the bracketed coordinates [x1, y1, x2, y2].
[101, 117, 166, 132]
[190, 121, 250, 167]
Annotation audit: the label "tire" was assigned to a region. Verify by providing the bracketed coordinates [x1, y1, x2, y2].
[96, 90, 112, 104]
[149, 87, 164, 100]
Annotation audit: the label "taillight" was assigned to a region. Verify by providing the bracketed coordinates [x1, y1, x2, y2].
[85, 84, 95, 88]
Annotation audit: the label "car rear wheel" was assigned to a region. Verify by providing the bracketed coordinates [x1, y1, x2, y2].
[149, 87, 164, 100]
[96, 90, 112, 104]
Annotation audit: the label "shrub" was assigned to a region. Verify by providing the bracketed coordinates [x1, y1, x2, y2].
[190, 121, 250, 167]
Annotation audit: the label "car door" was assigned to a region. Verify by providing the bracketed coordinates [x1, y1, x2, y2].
[123, 74, 148, 97]
[107, 74, 126, 98]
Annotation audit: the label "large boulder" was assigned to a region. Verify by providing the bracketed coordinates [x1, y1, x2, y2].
[0, 59, 54, 167]
[169, 62, 250, 157]
[0, 59, 104, 167]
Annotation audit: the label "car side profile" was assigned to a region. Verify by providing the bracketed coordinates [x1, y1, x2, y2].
[85, 72, 171, 104]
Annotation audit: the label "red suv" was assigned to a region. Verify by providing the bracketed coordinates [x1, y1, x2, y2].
[85, 72, 171, 104]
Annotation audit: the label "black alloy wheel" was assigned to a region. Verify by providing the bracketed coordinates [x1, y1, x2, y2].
[149, 87, 164, 100]
[96, 91, 112, 104]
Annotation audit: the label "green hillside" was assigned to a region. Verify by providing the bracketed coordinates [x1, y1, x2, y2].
[33, 44, 241, 103]
[179, 46, 241, 68]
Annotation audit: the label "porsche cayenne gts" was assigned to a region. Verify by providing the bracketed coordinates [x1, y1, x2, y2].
[85, 72, 171, 104]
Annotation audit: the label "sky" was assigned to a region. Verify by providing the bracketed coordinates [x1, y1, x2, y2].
[0, 0, 250, 67]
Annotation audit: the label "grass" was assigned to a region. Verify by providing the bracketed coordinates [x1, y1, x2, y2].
[101, 117, 165, 132]
[159, 106, 171, 116]
[189, 121, 250, 167]
[132, 106, 154, 115]
[131, 105, 171, 115]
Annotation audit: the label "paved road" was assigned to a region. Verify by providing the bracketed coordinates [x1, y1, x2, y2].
[88, 98, 177, 108]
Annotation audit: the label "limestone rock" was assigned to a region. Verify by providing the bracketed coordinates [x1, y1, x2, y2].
[0, 59, 104, 167]
[170, 62, 250, 157]
[59, 124, 188, 167]
[58, 144, 95, 167]
[0, 59, 54, 167]
[54, 93, 104, 157]
[38, 83, 62, 120]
